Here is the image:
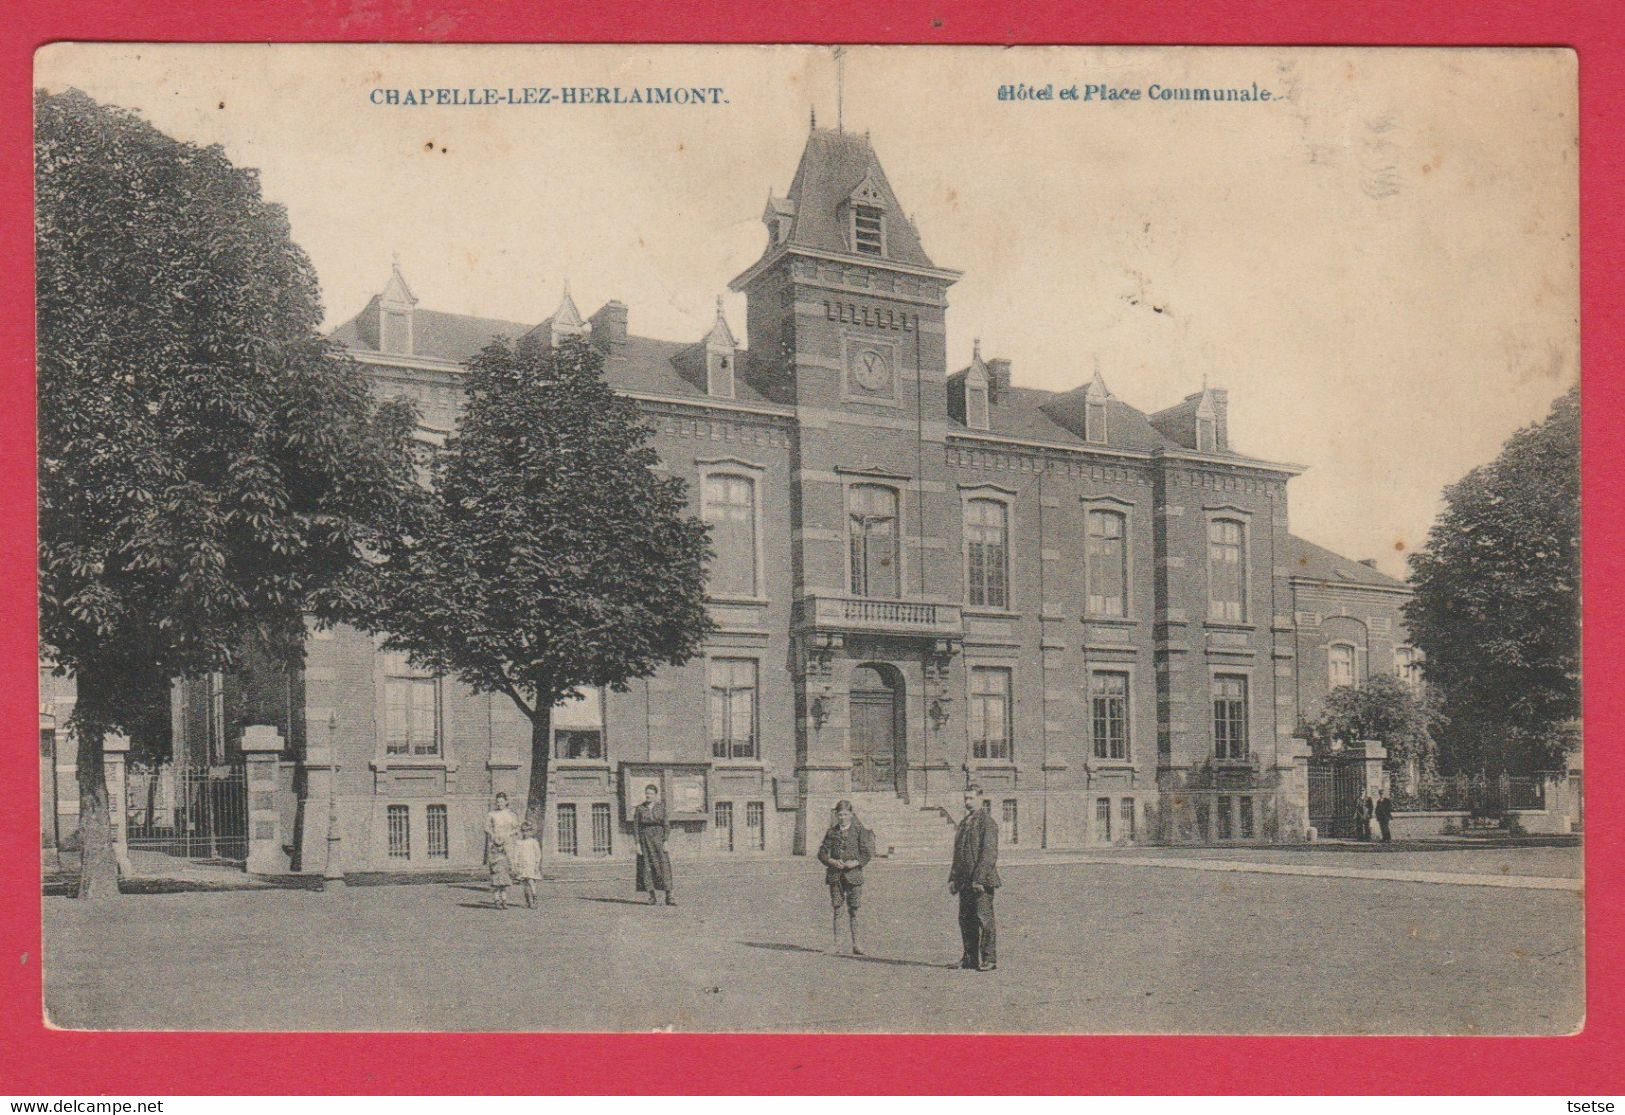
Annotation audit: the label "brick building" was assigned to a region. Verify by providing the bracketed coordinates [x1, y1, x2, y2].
[171, 126, 1415, 872]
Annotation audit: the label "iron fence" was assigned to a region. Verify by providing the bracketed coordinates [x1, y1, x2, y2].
[125, 762, 248, 861]
[1394, 772, 1546, 814]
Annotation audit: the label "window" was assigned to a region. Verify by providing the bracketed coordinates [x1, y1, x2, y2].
[708, 659, 758, 760]
[382, 309, 410, 354]
[746, 801, 766, 851]
[1090, 671, 1130, 760]
[1239, 796, 1255, 839]
[556, 803, 579, 857]
[552, 687, 604, 760]
[966, 381, 990, 430]
[383, 653, 440, 757]
[715, 801, 735, 852]
[1121, 798, 1136, 842]
[1328, 643, 1357, 689]
[964, 499, 1010, 609]
[387, 805, 410, 859]
[969, 667, 1012, 761]
[848, 484, 900, 598]
[1213, 674, 1249, 760]
[1086, 510, 1128, 618]
[1396, 646, 1423, 692]
[1217, 795, 1233, 840]
[1002, 800, 1019, 846]
[426, 804, 448, 859]
[1197, 415, 1217, 452]
[852, 205, 884, 256]
[1095, 797, 1112, 843]
[1207, 519, 1247, 622]
[591, 802, 613, 856]
[703, 473, 757, 596]
[1086, 399, 1107, 444]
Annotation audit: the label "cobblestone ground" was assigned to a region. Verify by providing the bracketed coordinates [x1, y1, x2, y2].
[42, 849, 1584, 1034]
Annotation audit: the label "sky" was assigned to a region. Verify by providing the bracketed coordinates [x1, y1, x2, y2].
[36, 44, 1578, 578]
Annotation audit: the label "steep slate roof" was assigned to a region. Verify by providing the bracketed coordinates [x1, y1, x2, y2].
[768, 128, 936, 269]
[331, 300, 530, 363]
[1288, 534, 1409, 589]
[331, 303, 775, 406]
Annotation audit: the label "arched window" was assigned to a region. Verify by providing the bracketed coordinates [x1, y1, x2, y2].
[1328, 643, 1357, 689]
[964, 498, 1009, 609]
[1207, 518, 1247, 622]
[702, 472, 757, 597]
[1087, 509, 1128, 617]
[848, 484, 900, 599]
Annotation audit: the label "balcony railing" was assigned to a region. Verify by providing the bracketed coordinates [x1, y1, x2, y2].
[795, 593, 964, 637]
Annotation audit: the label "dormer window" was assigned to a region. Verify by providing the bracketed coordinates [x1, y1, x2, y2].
[1197, 415, 1217, 452]
[966, 381, 990, 430]
[1086, 399, 1108, 444]
[381, 310, 411, 355]
[708, 352, 735, 399]
[853, 205, 884, 256]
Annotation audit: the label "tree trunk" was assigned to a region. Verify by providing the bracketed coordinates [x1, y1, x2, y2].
[524, 704, 552, 834]
[74, 717, 119, 900]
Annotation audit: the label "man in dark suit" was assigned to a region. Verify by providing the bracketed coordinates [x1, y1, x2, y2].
[1375, 790, 1394, 843]
[949, 785, 1001, 971]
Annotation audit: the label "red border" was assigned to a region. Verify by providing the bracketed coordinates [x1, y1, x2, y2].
[4, 0, 1621, 1095]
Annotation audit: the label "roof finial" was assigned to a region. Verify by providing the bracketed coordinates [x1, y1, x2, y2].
[390, 249, 401, 270]
[810, 106, 816, 131]
[716, 294, 727, 319]
[973, 337, 982, 361]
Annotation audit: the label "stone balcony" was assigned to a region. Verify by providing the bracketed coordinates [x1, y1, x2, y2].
[793, 593, 964, 639]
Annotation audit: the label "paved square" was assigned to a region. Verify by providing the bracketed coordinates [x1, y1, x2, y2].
[43, 849, 1584, 1034]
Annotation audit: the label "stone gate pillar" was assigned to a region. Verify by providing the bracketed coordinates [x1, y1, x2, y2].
[102, 732, 133, 876]
[241, 725, 286, 875]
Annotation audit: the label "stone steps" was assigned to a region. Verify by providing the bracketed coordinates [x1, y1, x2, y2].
[842, 793, 956, 859]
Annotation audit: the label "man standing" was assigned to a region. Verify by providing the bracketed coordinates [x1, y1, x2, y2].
[949, 785, 1001, 971]
[817, 800, 875, 955]
[1375, 789, 1394, 843]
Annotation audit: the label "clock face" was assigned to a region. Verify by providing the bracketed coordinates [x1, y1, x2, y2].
[853, 348, 890, 392]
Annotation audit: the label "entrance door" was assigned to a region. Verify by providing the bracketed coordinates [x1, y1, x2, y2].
[849, 665, 902, 793]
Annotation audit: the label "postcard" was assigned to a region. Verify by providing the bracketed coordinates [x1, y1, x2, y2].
[34, 43, 1580, 1036]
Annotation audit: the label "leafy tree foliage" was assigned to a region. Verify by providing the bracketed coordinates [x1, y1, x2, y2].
[1405, 385, 1580, 775]
[36, 90, 420, 896]
[1303, 674, 1439, 779]
[373, 335, 715, 828]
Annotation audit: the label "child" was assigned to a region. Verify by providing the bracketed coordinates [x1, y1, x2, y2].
[512, 821, 543, 909]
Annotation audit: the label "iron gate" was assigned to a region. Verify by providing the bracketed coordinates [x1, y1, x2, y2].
[1308, 762, 1368, 839]
[126, 763, 248, 861]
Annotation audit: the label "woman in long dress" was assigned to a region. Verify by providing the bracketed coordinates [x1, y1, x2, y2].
[633, 783, 676, 906]
[484, 792, 522, 909]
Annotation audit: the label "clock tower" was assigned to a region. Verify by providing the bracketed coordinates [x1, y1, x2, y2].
[731, 125, 966, 825]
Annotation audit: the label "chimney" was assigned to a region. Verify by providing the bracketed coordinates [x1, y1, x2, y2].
[1358, 559, 1378, 569]
[590, 301, 629, 358]
[985, 358, 1011, 404]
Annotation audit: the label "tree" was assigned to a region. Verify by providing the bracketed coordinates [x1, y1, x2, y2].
[1303, 674, 1440, 783]
[37, 90, 421, 897]
[1405, 385, 1580, 775]
[371, 335, 715, 830]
